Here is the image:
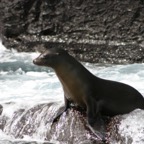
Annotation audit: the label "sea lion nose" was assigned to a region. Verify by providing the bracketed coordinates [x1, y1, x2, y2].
[33, 59, 37, 64]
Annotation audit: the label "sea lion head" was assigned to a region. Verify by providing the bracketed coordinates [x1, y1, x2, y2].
[33, 48, 68, 68]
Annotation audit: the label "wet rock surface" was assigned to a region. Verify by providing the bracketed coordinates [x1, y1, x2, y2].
[1, 103, 107, 144]
[1, 103, 144, 144]
[0, 0, 144, 63]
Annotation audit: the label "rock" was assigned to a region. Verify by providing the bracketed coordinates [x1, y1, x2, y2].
[0, 0, 144, 63]
[0, 140, 53, 144]
[1, 102, 144, 143]
[2, 103, 105, 143]
[108, 109, 144, 144]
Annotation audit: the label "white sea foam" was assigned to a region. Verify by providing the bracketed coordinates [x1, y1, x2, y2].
[119, 109, 144, 144]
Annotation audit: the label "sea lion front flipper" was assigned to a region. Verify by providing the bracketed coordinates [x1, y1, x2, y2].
[53, 96, 70, 122]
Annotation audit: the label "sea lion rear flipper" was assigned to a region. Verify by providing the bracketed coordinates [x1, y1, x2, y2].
[88, 112, 107, 141]
[87, 99, 106, 141]
[53, 96, 70, 122]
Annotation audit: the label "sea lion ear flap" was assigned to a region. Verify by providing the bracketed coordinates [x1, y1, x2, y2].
[60, 49, 68, 55]
[54, 52, 59, 55]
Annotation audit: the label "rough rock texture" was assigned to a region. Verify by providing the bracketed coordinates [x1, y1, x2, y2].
[0, 0, 144, 63]
[1, 103, 110, 144]
[1, 103, 144, 144]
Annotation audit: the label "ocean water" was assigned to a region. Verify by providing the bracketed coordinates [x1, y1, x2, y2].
[1, 42, 144, 143]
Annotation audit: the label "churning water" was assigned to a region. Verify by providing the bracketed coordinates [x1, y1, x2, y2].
[1, 42, 144, 144]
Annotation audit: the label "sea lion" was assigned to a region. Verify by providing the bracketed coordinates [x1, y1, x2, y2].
[33, 48, 144, 139]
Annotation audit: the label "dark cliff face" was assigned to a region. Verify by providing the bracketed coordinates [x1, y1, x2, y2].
[0, 0, 144, 63]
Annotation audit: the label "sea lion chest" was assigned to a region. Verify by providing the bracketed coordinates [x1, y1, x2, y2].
[57, 69, 87, 107]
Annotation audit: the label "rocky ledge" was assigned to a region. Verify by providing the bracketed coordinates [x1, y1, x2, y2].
[0, 0, 144, 63]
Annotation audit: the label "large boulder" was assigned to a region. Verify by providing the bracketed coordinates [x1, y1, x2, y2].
[0, 0, 144, 63]
[0, 103, 144, 144]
